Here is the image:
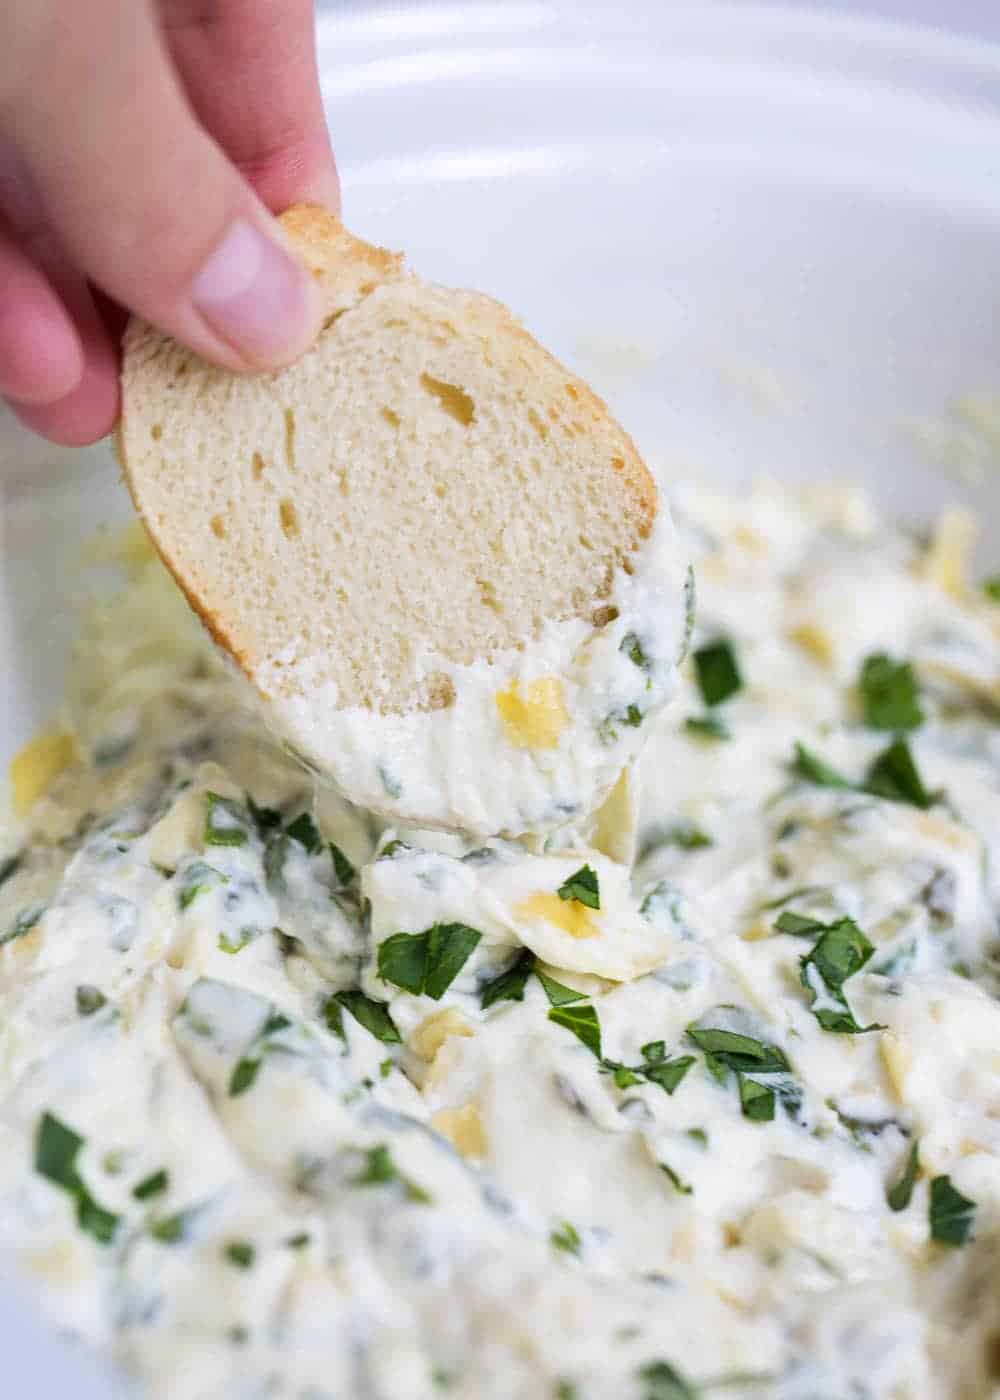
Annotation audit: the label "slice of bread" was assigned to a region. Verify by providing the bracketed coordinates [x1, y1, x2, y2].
[119, 205, 666, 831]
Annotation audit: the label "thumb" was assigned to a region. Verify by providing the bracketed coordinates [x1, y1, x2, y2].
[4, 0, 321, 373]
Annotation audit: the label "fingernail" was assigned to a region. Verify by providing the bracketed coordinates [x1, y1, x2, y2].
[191, 219, 316, 368]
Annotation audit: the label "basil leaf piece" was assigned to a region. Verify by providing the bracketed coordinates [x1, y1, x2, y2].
[331, 991, 401, 1044]
[285, 812, 321, 853]
[204, 792, 249, 847]
[352, 1143, 430, 1203]
[983, 575, 1000, 602]
[224, 1240, 255, 1269]
[637, 1359, 697, 1400]
[799, 917, 879, 1034]
[132, 1168, 169, 1202]
[76, 985, 107, 1016]
[790, 741, 852, 789]
[621, 632, 650, 670]
[642, 1055, 695, 1096]
[685, 1026, 789, 1075]
[548, 1003, 602, 1058]
[550, 1220, 582, 1255]
[535, 969, 587, 1007]
[556, 865, 600, 910]
[229, 1056, 261, 1097]
[929, 1174, 976, 1246]
[34, 1112, 120, 1246]
[377, 924, 482, 1000]
[859, 653, 923, 732]
[864, 737, 933, 809]
[329, 843, 356, 886]
[659, 1162, 693, 1196]
[693, 639, 742, 707]
[887, 1142, 919, 1212]
[683, 714, 731, 742]
[0, 854, 21, 889]
[480, 949, 536, 1009]
[774, 910, 827, 937]
[149, 1208, 196, 1244]
[738, 1075, 775, 1122]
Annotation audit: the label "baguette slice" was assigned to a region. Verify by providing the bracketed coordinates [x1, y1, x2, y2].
[120, 205, 689, 836]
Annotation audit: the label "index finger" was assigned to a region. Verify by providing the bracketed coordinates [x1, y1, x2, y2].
[161, 0, 340, 213]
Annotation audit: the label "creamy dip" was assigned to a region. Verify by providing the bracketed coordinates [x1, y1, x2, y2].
[2, 483, 1000, 1399]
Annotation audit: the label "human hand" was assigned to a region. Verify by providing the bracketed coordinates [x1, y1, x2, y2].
[0, 0, 339, 446]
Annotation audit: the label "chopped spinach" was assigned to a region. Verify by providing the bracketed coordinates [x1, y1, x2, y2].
[377, 923, 482, 1000]
[557, 865, 600, 910]
[683, 714, 731, 742]
[34, 1112, 120, 1246]
[864, 737, 933, 809]
[536, 969, 588, 1007]
[223, 1240, 255, 1269]
[693, 639, 742, 707]
[790, 741, 852, 790]
[480, 949, 536, 1009]
[329, 843, 356, 886]
[799, 917, 880, 1034]
[550, 1220, 582, 1255]
[285, 812, 321, 853]
[329, 991, 401, 1044]
[548, 1003, 602, 1058]
[929, 1174, 975, 1246]
[858, 653, 923, 731]
[132, 1168, 170, 1202]
[637, 1359, 697, 1400]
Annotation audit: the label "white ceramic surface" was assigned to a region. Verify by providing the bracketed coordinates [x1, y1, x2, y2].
[1, 2, 1000, 1390]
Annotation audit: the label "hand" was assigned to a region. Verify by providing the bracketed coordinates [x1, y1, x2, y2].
[0, 0, 339, 446]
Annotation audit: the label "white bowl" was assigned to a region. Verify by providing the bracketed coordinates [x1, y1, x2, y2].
[1, 1, 999, 1390]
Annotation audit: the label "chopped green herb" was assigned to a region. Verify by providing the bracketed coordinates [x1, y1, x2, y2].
[331, 991, 401, 1044]
[286, 812, 321, 853]
[480, 949, 536, 1009]
[247, 795, 282, 838]
[352, 1143, 430, 1203]
[179, 860, 226, 910]
[929, 1175, 975, 1246]
[637, 1359, 697, 1400]
[149, 1210, 192, 1244]
[329, 843, 356, 886]
[693, 639, 742, 707]
[2, 902, 45, 946]
[858, 653, 923, 732]
[76, 985, 107, 1017]
[621, 632, 650, 670]
[685, 1026, 789, 1075]
[686, 1129, 708, 1148]
[981, 575, 1000, 601]
[683, 714, 731, 742]
[799, 917, 879, 1034]
[229, 1056, 262, 1097]
[864, 737, 933, 809]
[132, 1168, 169, 1202]
[378, 839, 411, 860]
[738, 1076, 775, 1122]
[0, 854, 21, 889]
[377, 923, 482, 1000]
[774, 910, 827, 937]
[34, 1112, 120, 1246]
[887, 1143, 919, 1212]
[659, 1162, 693, 1195]
[790, 741, 852, 789]
[548, 1002, 602, 1058]
[218, 927, 258, 955]
[224, 1240, 255, 1270]
[554, 1383, 577, 1400]
[550, 1220, 582, 1255]
[204, 793, 249, 847]
[535, 969, 587, 1007]
[642, 1055, 696, 1096]
[286, 1232, 310, 1249]
[556, 865, 600, 910]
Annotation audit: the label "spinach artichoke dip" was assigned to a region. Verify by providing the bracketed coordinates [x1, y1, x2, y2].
[2, 483, 1000, 1399]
